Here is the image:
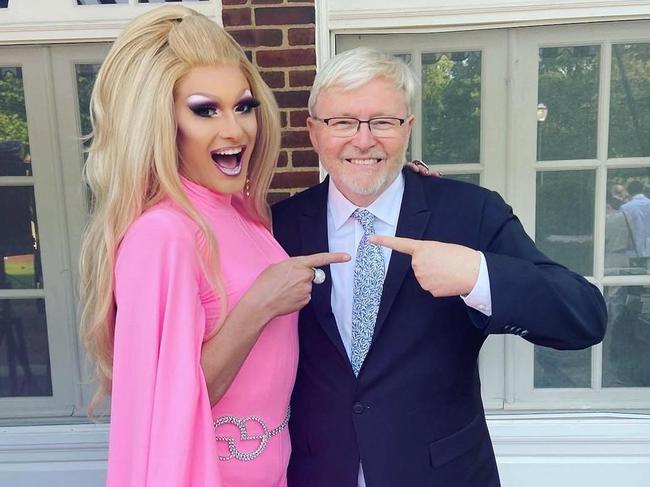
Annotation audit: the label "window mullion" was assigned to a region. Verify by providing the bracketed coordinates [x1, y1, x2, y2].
[592, 341, 603, 390]
[597, 41, 613, 163]
[412, 48, 422, 161]
[592, 41, 611, 282]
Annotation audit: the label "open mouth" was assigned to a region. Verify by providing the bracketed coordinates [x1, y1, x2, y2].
[211, 147, 245, 176]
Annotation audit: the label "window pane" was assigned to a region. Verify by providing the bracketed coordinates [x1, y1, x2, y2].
[0, 1, 8, 8]
[605, 168, 650, 276]
[536, 170, 595, 275]
[394, 53, 413, 161]
[537, 46, 600, 161]
[0, 187, 43, 290]
[609, 43, 650, 158]
[76, 63, 101, 142]
[534, 346, 591, 388]
[0, 67, 32, 176]
[0, 298, 52, 397]
[421, 51, 481, 164]
[445, 173, 480, 185]
[603, 286, 650, 387]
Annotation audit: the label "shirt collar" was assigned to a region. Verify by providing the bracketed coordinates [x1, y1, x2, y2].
[328, 171, 404, 230]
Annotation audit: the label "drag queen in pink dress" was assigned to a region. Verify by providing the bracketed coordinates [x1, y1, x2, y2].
[78, 6, 348, 486]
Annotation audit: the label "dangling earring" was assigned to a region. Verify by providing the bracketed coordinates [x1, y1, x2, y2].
[244, 178, 251, 198]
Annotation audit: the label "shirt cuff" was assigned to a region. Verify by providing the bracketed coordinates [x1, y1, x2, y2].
[460, 251, 492, 316]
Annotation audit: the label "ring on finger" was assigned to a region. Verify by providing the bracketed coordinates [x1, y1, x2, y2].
[312, 267, 326, 285]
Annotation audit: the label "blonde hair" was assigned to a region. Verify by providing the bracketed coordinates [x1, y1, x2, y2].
[79, 5, 280, 412]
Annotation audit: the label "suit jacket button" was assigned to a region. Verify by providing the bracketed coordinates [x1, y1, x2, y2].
[353, 402, 364, 414]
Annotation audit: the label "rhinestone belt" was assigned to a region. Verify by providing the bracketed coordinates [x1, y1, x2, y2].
[213, 406, 290, 461]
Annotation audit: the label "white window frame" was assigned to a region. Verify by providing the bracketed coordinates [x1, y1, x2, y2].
[335, 21, 650, 412]
[0, 47, 78, 418]
[323, 0, 650, 34]
[508, 21, 650, 410]
[0, 0, 220, 45]
[0, 44, 111, 420]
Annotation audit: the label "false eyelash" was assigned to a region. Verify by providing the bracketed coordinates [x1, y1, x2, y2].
[236, 97, 261, 113]
[188, 102, 218, 118]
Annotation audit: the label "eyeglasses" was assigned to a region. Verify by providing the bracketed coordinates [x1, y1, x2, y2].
[312, 116, 408, 138]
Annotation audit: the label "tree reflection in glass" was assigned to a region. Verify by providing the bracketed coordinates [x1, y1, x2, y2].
[537, 46, 600, 161]
[603, 286, 650, 387]
[609, 43, 650, 158]
[421, 51, 481, 164]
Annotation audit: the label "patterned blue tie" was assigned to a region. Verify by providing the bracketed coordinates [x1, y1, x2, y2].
[351, 209, 385, 376]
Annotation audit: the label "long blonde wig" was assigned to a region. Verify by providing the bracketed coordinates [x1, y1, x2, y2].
[79, 5, 281, 411]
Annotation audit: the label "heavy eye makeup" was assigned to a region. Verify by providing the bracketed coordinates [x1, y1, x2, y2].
[235, 96, 260, 114]
[186, 94, 260, 118]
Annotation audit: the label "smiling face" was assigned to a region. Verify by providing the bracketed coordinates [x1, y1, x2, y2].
[307, 76, 414, 207]
[174, 64, 258, 194]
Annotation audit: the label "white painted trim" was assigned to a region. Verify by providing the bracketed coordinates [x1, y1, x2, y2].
[314, 0, 330, 182]
[490, 414, 650, 487]
[0, 289, 45, 299]
[314, 0, 330, 71]
[0, 423, 108, 460]
[326, 1, 650, 32]
[0, 415, 648, 486]
[0, 423, 108, 486]
[0, 0, 221, 45]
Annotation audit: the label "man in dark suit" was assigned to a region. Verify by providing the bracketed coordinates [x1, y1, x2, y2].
[272, 47, 607, 487]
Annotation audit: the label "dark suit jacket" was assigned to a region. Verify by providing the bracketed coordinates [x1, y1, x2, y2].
[272, 169, 607, 487]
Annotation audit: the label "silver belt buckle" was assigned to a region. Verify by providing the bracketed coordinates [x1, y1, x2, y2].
[214, 406, 290, 461]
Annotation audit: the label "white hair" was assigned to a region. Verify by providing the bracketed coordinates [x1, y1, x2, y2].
[308, 47, 419, 116]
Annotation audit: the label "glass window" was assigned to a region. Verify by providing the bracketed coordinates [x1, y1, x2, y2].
[534, 170, 595, 389]
[421, 51, 481, 164]
[534, 347, 591, 388]
[537, 46, 600, 161]
[535, 170, 596, 276]
[76, 63, 101, 142]
[0, 299, 52, 397]
[606, 168, 650, 276]
[609, 43, 650, 158]
[530, 36, 650, 400]
[445, 173, 480, 185]
[0, 187, 43, 290]
[603, 286, 650, 388]
[0, 66, 52, 399]
[0, 67, 31, 177]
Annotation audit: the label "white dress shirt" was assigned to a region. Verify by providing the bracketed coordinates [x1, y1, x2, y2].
[326, 173, 492, 487]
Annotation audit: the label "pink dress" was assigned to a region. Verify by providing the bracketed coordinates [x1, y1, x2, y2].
[106, 177, 298, 486]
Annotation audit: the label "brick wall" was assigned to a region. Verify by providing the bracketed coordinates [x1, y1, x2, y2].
[222, 0, 319, 204]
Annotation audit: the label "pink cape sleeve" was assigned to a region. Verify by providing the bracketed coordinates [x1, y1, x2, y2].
[106, 210, 222, 487]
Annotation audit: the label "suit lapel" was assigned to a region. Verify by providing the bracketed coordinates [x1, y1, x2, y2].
[299, 178, 350, 363]
[372, 170, 432, 341]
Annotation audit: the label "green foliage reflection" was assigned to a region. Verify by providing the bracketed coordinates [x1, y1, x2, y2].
[609, 43, 650, 158]
[537, 46, 600, 161]
[76, 64, 101, 145]
[0, 68, 29, 150]
[421, 51, 481, 164]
